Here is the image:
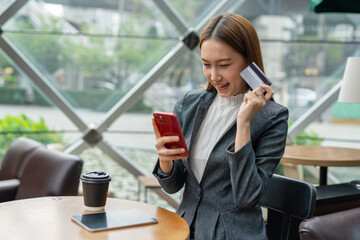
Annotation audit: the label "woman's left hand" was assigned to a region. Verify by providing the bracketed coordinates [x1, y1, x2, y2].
[237, 84, 274, 123]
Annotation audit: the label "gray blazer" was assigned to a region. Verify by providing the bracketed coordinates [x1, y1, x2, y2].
[153, 89, 289, 240]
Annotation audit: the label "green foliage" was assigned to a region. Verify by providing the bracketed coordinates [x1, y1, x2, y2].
[275, 121, 323, 175]
[8, 16, 66, 74]
[0, 55, 11, 67]
[59, 12, 166, 89]
[62, 89, 152, 112]
[0, 66, 18, 87]
[4, 74, 18, 85]
[169, 0, 204, 24]
[0, 87, 152, 112]
[0, 114, 64, 157]
[0, 87, 26, 104]
[62, 32, 163, 88]
[5, 4, 169, 93]
[288, 120, 323, 146]
[295, 131, 323, 146]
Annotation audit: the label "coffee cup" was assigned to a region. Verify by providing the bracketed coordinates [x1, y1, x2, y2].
[80, 171, 111, 211]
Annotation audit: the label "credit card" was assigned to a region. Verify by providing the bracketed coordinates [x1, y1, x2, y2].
[240, 62, 272, 92]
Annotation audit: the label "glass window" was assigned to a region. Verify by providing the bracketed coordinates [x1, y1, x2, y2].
[1, 0, 360, 203]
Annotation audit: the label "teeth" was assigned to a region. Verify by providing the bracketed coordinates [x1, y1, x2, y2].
[213, 82, 229, 88]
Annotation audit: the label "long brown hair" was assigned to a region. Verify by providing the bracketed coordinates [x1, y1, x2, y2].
[199, 13, 264, 91]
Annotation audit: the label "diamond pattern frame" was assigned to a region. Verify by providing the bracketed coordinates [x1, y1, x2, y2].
[0, 0, 25, 25]
[0, 0, 241, 207]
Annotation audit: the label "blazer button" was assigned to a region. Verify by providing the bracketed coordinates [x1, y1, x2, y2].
[198, 191, 202, 197]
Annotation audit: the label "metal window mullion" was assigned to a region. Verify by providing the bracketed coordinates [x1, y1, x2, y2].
[64, 139, 89, 155]
[97, 140, 147, 177]
[89, 0, 246, 182]
[57, 0, 247, 207]
[152, 0, 189, 34]
[287, 45, 360, 142]
[0, 34, 88, 131]
[96, 42, 188, 133]
[287, 81, 342, 143]
[194, 0, 243, 34]
[230, 0, 249, 12]
[0, 0, 28, 25]
[97, 140, 179, 208]
[96, 0, 242, 134]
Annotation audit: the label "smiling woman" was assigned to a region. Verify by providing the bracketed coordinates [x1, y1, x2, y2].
[200, 39, 248, 97]
[199, 14, 265, 93]
[152, 13, 289, 240]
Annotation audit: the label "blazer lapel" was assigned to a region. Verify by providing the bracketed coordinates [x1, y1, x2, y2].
[182, 90, 216, 182]
[187, 90, 216, 152]
[200, 118, 237, 184]
[200, 107, 267, 182]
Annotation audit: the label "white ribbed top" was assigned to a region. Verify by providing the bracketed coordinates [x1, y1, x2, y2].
[190, 93, 244, 183]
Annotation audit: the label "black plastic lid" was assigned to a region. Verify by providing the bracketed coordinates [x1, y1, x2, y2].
[80, 171, 111, 183]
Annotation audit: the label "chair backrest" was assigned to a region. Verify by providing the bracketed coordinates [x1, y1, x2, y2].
[15, 147, 83, 199]
[260, 174, 317, 240]
[299, 207, 360, 240]
[0, 137, 44, 180]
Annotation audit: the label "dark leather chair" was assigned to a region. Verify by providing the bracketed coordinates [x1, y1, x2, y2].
[260, 174, 317, 240]
[299, 207, 360, 240]
[0, 137, 44, 202]
[15, 147, 83, 199]
[0, 137, 44, 180]
[0, 137, 83, 202]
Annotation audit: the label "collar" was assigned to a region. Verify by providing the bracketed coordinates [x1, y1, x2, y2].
[199, 90, 217, 109]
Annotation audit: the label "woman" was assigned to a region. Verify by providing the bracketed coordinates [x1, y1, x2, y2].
[152, 13, 288, 240]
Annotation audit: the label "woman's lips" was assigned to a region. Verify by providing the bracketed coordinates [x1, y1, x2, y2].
[215, 82, 230, 90]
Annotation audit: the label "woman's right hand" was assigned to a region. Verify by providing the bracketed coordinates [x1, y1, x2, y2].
[152, 117, 186, 174]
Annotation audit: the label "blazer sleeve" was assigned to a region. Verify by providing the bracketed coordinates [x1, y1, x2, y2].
[226, 104, 289, 208]
[152, 93, 188, 194]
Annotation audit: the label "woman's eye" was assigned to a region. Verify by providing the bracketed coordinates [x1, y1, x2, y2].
[203, 63, 211, 68]
[220, 64, 230, 68]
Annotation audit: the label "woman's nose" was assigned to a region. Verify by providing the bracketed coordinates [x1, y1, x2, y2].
[210, 69, 219, 81]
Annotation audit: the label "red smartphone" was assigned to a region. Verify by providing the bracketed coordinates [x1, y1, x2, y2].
[153, 111, 189, 158]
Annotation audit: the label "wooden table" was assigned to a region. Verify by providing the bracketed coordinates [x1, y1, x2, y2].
[281, 145, 360, 185]
[0, 196, 189, 240]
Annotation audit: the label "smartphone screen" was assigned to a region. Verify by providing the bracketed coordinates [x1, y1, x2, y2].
[153, 111, 189, 158]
